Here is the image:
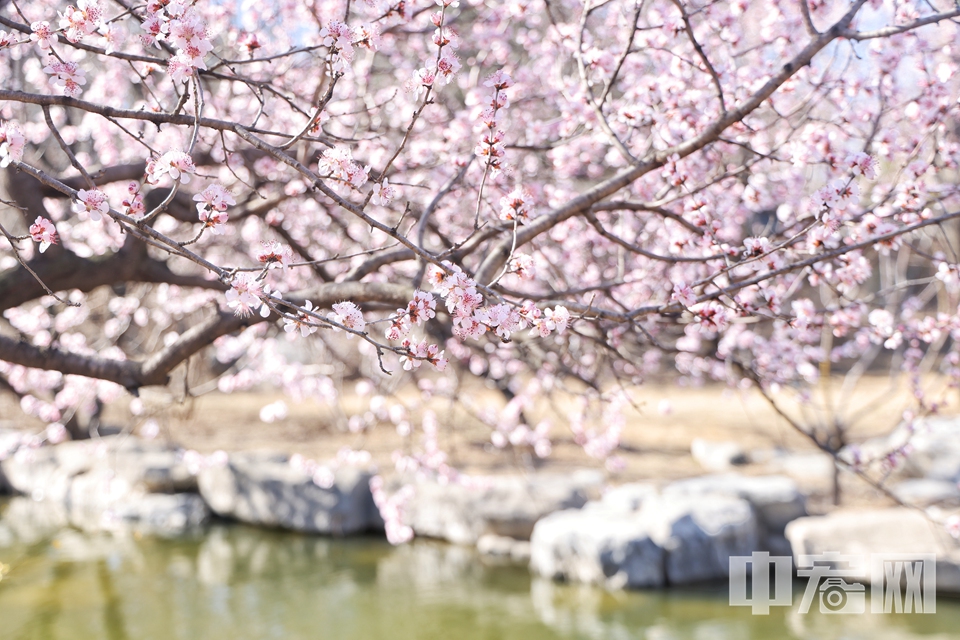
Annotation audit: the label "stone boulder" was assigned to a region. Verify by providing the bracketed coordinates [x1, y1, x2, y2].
[67, 467, 209, 536]
[530, 492, 759, 587]
[476, 534, 532, 563]
[103, 493, 209, 536]
[751, 449, 836, 484]
[530, 507, 665, 588]
[690, 439, 747, 471]
[403, 471, 603, 545]
[0, 436, 197, 500]
[663, 473, 806, 555]
[644, 493, 758, 584]
[0, 428, 26, 494]
[891, 479, 960, 506]
[597, 482, 658, 513]
[96, 441, 197, 493]
[0, 441, 90, 501]
[0, 437, 207, 538]
[842, 416, 960, 482]
[0, 496, 69, 547]
[786, 508, 960, 593]
[197, 453, 379, 535]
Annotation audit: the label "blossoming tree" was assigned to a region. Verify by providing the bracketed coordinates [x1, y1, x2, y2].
[2, 0, 960, 533]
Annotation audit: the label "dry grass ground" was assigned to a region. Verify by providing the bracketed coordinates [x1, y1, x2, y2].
[4, 373, 957, 514]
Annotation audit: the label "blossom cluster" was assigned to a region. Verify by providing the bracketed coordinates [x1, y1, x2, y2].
[42, 58, 86, 98]
[141, 2, 213, 83]
[318, 147, 368, 189]
[146, 150, 196, 185]
[193, 183, 235, 234]
[226, 273, 276, 318]
[72, 189, 109, 222]
[475, 70, 513, 175]
[0, 121, 25, 168]
[29, 217, 59, 253]
[409, 6, 461, 97]
[427, 262, 570, 341]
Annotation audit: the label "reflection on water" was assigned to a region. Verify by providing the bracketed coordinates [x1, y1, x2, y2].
[1, 497, 959, 640]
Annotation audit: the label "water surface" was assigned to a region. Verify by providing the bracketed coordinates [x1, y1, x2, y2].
[0, 498, 958, 640]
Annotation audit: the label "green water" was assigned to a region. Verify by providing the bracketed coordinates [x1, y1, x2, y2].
[1, 502, 959, 639]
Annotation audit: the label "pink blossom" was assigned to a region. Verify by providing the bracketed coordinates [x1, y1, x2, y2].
[238, 31, 262, 55]
[353, 24, 381, 51]
[672, 282, 697, 307]
[146, 150, 196, 184]
[140, 13, 167, 48]
[256, 241, 293, 269]
[692, 301, 729, 334]
[509, 254, 535, 279]
[813, 180, 860, 216]
[29, 217, 59, 253]
[845, 151, 878, 180]
[370, 178, 397, 206]
[42, 58, 87, 97]
[225, 273, 266, 317]
[947, 515, 960, 540]
[259, 400, 288, 423]
[45, 423, 69, 444]
[544, 306, 570, 334]
[499, 187, 532, 223]
[484, 69, 513, 90]
[167, 54, 197, 83]
[30, 21, 56, 50]
[72, 189, 109, 222]
[320, 20, 354, 71]
[475, 129, 505, 171]
[194, 184, 234, 233]
[407, 291, 436, 325]
[100, 22, 126, 54]
[0, 121, 25, 167]
[59, 0, 103, 43]
[284, 300, 319, 337]
[399, 339, 447, 371]
[331, 301, 365, 334]
[385, 311, 412, 341]
[319, 147, 368, 188]
[410, 67, 436, 97]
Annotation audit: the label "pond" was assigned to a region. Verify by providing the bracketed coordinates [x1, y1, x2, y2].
[0, 498, 958, 640]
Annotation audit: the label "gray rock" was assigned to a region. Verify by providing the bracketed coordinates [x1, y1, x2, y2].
[786, 508, 960, 593]
[643, 494, 758, 584]
[0, 429, 25, 494]
[597, 483, 658, 513]
[901, 417, 960, 481]
[663, 473, 806, 554]
[1, 444, 80, 501]
[476, 533, 532, 562]
[0, 496, 68, 547]
[66, 467, 208, 536]
[404, 471, 603, 545]
[691, 438, 748, 471]
[0, 436, 197, 500]
[891, 479, 960, 506]
[104, 493, 209, 536]
[197, 453, 379, 535]
[97, 445, 197, 493]
[530, 491, 759, 588]
[0, 437, 207, 538]
[530, 507, 665, 588]
[843, 416, 960, 482]
[755, 449, 836, 483]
